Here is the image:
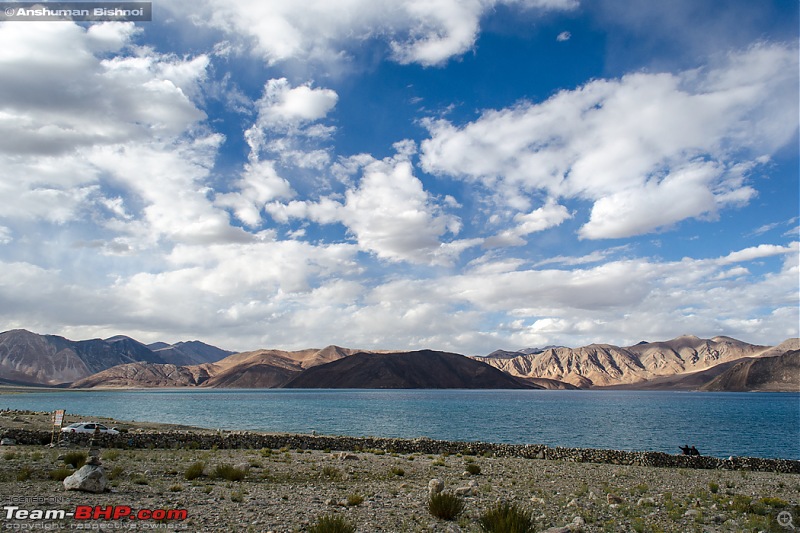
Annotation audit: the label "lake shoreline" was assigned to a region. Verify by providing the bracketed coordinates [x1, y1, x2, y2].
[2, 388, 798, 460]
[2, 410, 798, 473]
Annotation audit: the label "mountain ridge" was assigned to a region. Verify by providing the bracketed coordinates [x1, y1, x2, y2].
[0, 329, 231, 386]
[700, 350, 800, 392]
[473, 336, 794, 389]
[283, 350, 540, 389]
[148, 340, 234, 366]
[0, 329, 166, 385]
[1, 329, 796, 391]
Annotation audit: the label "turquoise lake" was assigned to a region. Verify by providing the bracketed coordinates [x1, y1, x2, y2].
[1, 389, 798, 460]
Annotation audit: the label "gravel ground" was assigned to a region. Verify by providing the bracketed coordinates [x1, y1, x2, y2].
[0, 410, 798, 532]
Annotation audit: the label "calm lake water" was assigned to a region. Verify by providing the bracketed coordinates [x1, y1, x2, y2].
[1, 389, 798, 460]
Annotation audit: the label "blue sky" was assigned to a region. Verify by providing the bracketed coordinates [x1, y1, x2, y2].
[0, 0, 797, 354]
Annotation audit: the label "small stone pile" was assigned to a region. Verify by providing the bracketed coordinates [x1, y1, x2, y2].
[63, 455, 107, 493]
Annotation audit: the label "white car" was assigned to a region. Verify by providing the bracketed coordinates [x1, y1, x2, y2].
[60, 422, 119, 435]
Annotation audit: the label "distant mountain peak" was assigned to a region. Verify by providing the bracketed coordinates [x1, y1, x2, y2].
[477, 335, 775, 389]
[105, 335, 140, 343]
[148, 340, 233, 366]
[0, 330, 164, 386]
[3, 330, 793, 391]
[484, 349, 521, 359]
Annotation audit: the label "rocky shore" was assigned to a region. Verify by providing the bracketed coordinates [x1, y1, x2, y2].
[0, 410, 798, 531]
[2, 410, 797, 474]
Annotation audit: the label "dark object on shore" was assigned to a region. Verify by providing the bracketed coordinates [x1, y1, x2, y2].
[679, 445, 701, 456]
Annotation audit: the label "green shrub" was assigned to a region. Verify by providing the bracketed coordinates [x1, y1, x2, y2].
[478, 502, 534, 533]
[184, 461, 206, 480]
[730, 494, 752, 513]
[230, 490, 244, 502]
[322, 466, 344, 481]
[16, 466, 33, 481]
[307, 514, 355, 533]
[390, 466, 405, 477]
[168, 484, 183, 492]
[102, 450, 120, 461]
[758, 496, 788, 508]
[3, 451, 16, 460]
[49, 468, 72, 481]
[465, 463, 481, 475]
[107, 465, 124, 480]
[131, 474, 148, 485]
[631, 517, 647, 533]
[212, 464, 246, 482]
[428, 492, 465, 521]
[708, 481, 719, 494]
[62, 451, 87, 469]
[346, 493, 364, 506]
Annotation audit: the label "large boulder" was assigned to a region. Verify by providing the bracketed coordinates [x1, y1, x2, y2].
[63, 460, 107, 493]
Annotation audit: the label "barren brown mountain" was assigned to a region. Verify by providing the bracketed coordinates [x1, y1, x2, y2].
[475, 336, 796, 388]
[283, 350, 539, 389]
[70, 362, 204, 388]
[0, 329, 166, 386]
[69, 346, 373, 388]
[701, 350, 800, 392]
[6, 329, 797, 391]
[147, 340, 233, 366]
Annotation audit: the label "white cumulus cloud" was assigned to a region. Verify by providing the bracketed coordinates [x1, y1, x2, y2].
[420, 43, 798, 239]
[266, 151, 471, 265]
[168, 0, 577, 67]
[485, 199, 572, 247]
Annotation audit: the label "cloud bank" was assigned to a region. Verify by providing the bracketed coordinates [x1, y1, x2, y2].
[0, 4, 796, 355]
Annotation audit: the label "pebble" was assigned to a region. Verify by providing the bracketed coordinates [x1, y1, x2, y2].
[569, 516, 586, 532]
[428, 478, 444, 494]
